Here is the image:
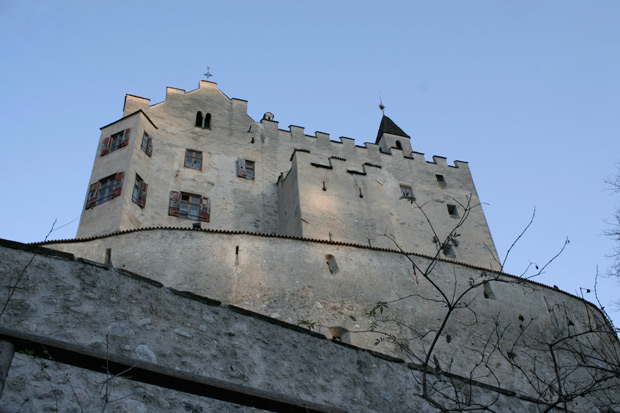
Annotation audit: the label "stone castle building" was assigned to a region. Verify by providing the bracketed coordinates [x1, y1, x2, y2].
[1, 80, 618, 411]
[76, 80, 499, 270]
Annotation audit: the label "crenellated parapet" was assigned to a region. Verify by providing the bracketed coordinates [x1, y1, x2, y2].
[276, 149, 498, 267]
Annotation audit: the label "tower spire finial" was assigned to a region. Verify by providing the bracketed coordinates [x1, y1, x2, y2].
[378, 91, 385, 115]
[203, 66, 213, 80]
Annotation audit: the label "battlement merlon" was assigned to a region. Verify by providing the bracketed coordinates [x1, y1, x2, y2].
[123, 95, 150, 117]
[286, 150, 383, 178]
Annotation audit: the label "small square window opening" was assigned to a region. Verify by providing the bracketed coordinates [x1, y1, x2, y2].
[447, 204, 459, 217]
[185, 150, 202, 170]
[400, 184, 413, 199]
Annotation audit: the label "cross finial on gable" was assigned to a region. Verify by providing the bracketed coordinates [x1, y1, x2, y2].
[203, 66, 213, 80]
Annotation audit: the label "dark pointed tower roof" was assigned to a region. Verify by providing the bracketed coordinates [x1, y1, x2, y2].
[375, 115, 410, 144]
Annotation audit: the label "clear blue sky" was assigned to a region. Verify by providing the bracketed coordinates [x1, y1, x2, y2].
[1, 1, 619, 326]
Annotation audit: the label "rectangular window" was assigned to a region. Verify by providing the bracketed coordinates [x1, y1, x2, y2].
[101, 129, 131, 156]
[109, 131, 124, 152]
[245, 160, 255, 180]
[98, 175, 116, 203]
[237, 159, 255, 180]
[447, 204, 459, 217]
[85, 172, 125, 209]
[180, 193, 201, 220]
[132, 174, 148, 208]
[169, 191, 210, 222]
[400, 184, 413, 199]
[185, 149, 202, 170]
[141, 132, 153, 157]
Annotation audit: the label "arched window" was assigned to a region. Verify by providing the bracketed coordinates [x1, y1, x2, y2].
[195, 111, 203, 127]
[205, 113, 211, 129]
[395, 140, 402, 150]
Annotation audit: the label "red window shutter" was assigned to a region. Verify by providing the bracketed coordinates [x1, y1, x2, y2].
[169, 191, 180, 217]
[100, 137, 111, 156]
[120, 128, 131, 147]
[199, 197, 211, 222]
[139, 183, 148, 208]
[237, 158, 246, 178]
[146, 137, 153, 157]
[112, 172, 125, 198]
[85, 182, 99, 209]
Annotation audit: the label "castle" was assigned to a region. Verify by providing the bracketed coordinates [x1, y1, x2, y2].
[76, 80, 499, 270]
[1, 80, 618, 411]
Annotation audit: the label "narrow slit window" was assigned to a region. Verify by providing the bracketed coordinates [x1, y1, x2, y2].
[195, 111, 203, 127]
[395, 140, 402, 150]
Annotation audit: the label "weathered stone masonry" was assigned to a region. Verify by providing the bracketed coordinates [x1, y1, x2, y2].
[0, 240, 570, 412]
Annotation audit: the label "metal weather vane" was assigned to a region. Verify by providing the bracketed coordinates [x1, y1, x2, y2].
[204, 66, 213, 80]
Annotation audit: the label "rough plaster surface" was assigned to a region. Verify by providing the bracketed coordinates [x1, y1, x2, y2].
[0, 241, 576, 412]
[45, 229, 620, 409]
[4, 353, 266, 412]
